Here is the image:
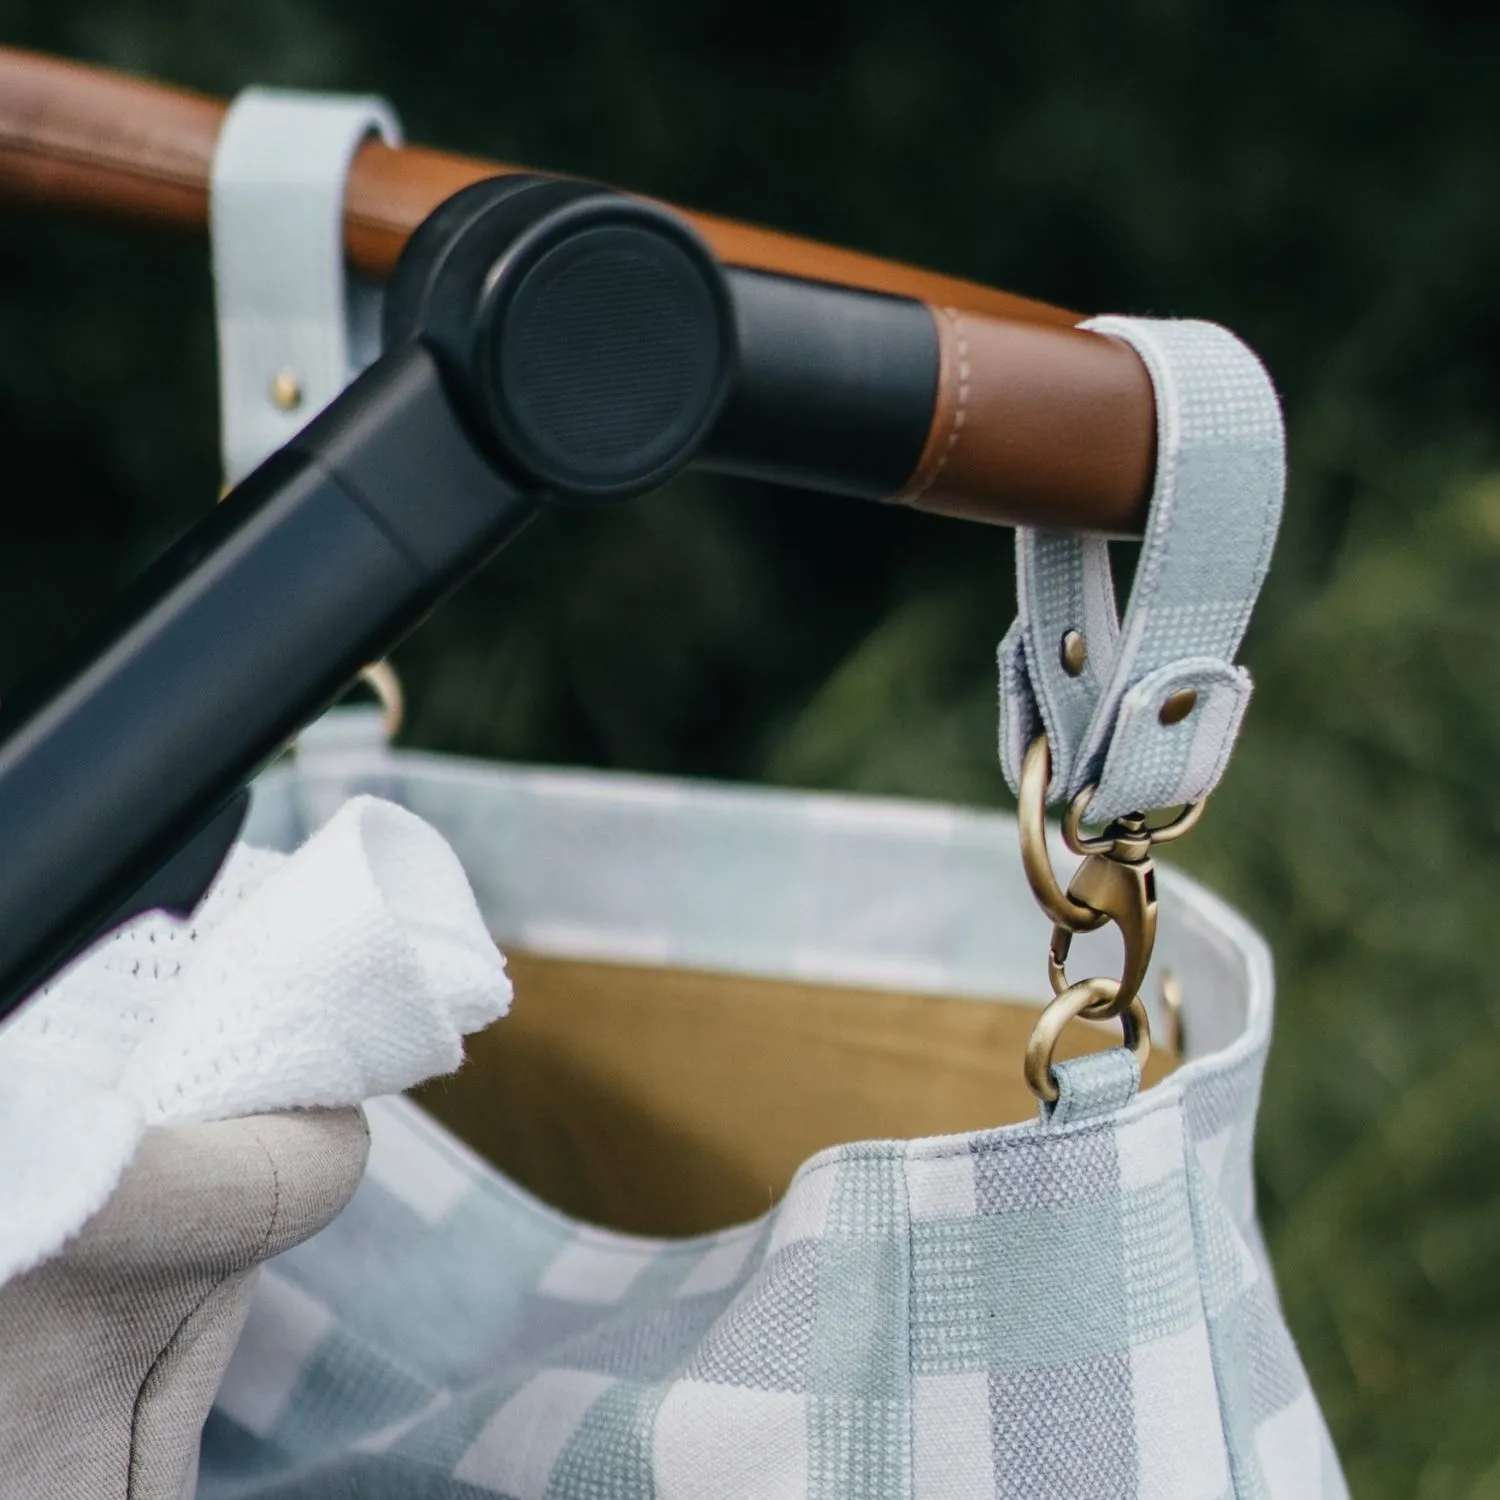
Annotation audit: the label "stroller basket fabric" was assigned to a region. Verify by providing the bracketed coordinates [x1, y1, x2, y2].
[197, 726, 1348, 1499]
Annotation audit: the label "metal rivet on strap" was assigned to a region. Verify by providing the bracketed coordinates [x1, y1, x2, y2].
[269, 371, 304, 411]
[1059, 630, 1087, 677]
[1158, 688, 1198, 726]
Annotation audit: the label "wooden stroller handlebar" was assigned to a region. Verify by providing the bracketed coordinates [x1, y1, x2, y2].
[0, 46, 1157, 536]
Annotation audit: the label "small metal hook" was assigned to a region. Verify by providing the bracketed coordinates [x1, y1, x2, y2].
[1048, 843, 1157, 1019]
[1016, 734, 1205, 1099]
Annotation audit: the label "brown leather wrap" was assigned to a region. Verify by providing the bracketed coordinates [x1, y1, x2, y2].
[0, 45, 1156, 535]
[897, 310, 1156, 536]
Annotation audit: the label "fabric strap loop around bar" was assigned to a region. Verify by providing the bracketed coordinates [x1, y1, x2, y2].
[998, 317, 1285, 822]
[210, 87, 402, 486]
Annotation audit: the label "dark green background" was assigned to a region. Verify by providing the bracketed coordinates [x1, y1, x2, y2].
[4, 4, 1500, 1491]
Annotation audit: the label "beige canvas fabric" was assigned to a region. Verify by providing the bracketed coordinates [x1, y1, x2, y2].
[0, 1107, 368, 1500]
[418, 951, 1179, 1236]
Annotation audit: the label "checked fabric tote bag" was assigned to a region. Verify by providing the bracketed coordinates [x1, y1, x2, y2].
[185, 94, 1349, 1492]
[204, 538, 1347, 1500]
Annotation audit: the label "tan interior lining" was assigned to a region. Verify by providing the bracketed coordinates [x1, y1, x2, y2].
[414, 951, 1176, 1237]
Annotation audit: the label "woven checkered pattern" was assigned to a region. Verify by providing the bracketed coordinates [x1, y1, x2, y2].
[196, 746, 1345, 1498]
[199, 1074, 1343, 1498]
[999, 317, 1285, 822]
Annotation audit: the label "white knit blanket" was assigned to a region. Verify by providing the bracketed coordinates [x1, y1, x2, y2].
[0, 795, 511, 1286]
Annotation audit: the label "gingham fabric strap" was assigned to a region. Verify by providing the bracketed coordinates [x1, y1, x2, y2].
[210, 87, 402, 486]
[1044, 1047, 1141, 1126]
[999, 317, 1285, 823]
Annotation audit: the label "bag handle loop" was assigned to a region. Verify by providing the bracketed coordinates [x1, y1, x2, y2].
[211, 87, 402, 488]
[1005, 317, 1284, 1108]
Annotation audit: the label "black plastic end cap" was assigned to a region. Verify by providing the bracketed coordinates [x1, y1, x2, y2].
[484, 216, 732, 502]
[387, 179, 736, 504]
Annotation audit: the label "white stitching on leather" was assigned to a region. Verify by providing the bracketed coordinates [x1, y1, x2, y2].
[901, 307, 970, 503]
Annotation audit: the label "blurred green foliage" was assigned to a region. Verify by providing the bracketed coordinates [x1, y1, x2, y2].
[3, 2, 1500, 1491]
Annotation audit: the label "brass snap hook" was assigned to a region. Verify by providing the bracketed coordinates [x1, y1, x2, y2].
[1019, 738, 1157, 1016]
[1047, 822, 1157, 1019]
[1016, 734, 1205, 1101]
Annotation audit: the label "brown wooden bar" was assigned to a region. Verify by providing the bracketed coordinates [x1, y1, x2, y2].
[0, 46, 1157, 535]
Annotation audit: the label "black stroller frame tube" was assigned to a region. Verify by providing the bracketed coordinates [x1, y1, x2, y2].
[0, 173, 997, 1021]
[0, 178, 741, 1021]
[0, 347, 539, 1020]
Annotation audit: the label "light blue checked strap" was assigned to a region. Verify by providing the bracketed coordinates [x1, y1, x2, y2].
[999, 318, 1285, 822]
[211, 87, 402, 485]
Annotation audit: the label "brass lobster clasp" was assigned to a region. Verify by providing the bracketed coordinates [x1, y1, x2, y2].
[1017, 735, 1207, 1100]
[1047, 831, 1157, 1018]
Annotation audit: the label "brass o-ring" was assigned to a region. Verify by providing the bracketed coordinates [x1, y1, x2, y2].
[1024, 977, 1152, 1104]
[357, 659, 405, 740]
[1018, 736, 1104, 932]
